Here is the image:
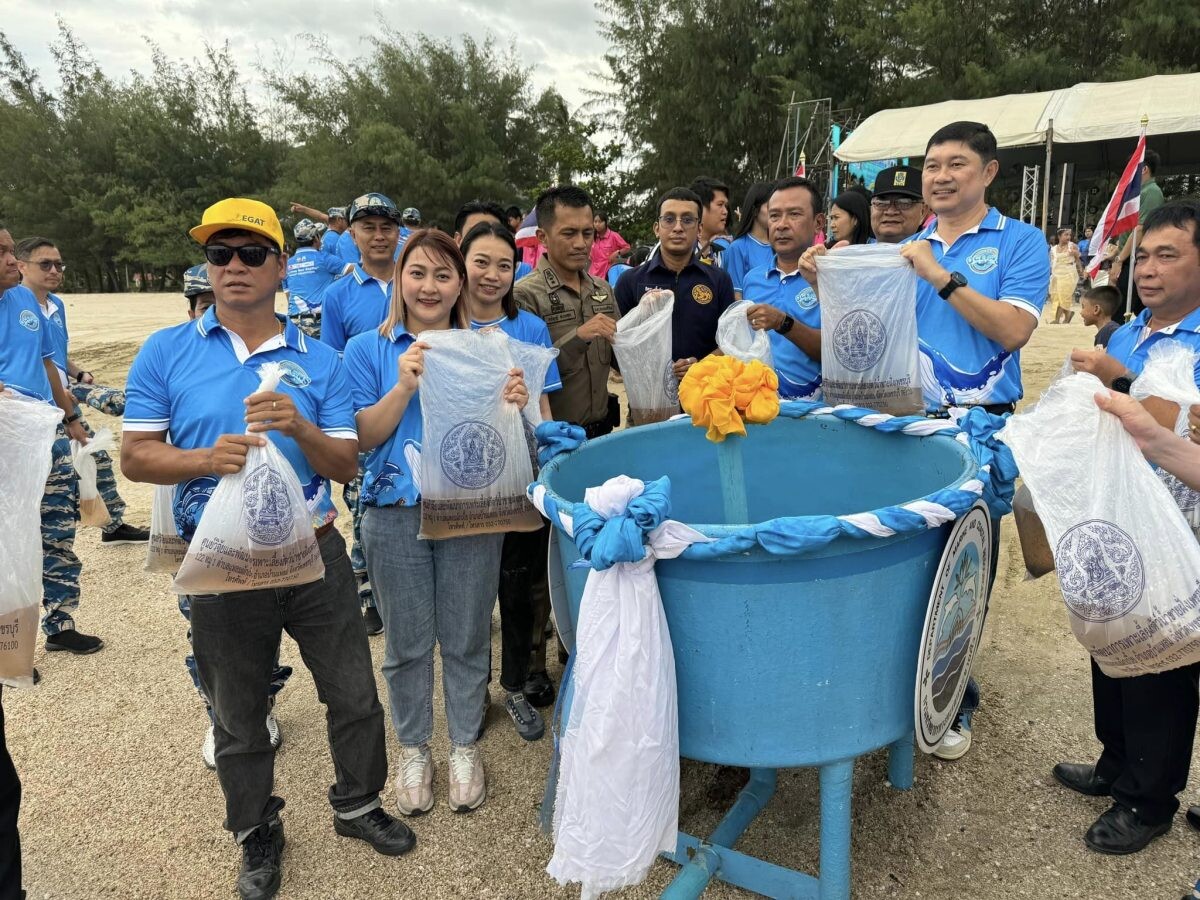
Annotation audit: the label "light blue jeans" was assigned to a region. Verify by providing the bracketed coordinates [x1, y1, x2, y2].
[362, 504, 502, 748]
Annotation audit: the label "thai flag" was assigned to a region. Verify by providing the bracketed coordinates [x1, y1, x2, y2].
[794, 156, 806, 177]
[515, 209, 540, 250]
[1087, 134, 1145, 278]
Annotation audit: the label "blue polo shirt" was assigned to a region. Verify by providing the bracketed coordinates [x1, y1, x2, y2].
[123, 306, 357, 540]
[615, 250, 736, 361]
[284, 247, 346, 316]
[342, 327, 424, 508]
[1106, 307, 1200, 381]
[911, 207, 1050, 410]
[722, 234, 774, 294]
[0, 285, 55, 401]
[516, 261, 534, 282]
[38, 292, 70, 382]
[319, 266, 393, 352]
[741, 263, 822, 400]
[470, 311, 563, 393]
[336, 229, 361, 265]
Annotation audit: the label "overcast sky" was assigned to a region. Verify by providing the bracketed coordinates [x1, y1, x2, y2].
[6, 0, 609, 114]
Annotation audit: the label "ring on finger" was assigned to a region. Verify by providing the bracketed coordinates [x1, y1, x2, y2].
[272, 400, 277, 411]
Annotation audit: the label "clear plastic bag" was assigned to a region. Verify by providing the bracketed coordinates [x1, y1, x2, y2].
[145, 482, 188, 574]
[71, 427, 115, 528]
[716, 300, 773, 367]
[418, 329, 542, 539]
[507, 338, 560, 474]
[1000, 372, 1200, 676]
[172, 363, 325, 594]
[1129, 340, 1200, 531]
[0, 391, 61, 687]
[613, 289, 678, 425]
[814, 244, 923, 415]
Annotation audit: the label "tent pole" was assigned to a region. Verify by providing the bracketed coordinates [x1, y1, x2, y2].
[1124, 226, 1138, 319]
[1056, 164, 1069, 228]
[1040, 119, 1054, 237]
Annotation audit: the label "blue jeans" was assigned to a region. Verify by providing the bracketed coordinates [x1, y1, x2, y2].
[186, 529, 387, 834]
[362, 504, 502, 748]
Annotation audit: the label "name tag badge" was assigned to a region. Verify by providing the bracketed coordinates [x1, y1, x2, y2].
[546, 311, 577, 326]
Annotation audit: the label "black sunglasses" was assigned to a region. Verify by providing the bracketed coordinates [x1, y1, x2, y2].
[203, 244, 281, 268]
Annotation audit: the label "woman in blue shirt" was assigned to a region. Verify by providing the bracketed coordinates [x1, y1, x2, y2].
[723, 182, 776, 299]
[461, 221, 561, 742]
[344, 229, 527, 818]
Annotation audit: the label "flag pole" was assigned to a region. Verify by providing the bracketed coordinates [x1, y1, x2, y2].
[1124, 114, 1150, 320]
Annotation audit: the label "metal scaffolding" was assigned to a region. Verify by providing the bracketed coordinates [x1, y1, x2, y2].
[1019, 165, 1040, 225]
[776, 96, 860, 203]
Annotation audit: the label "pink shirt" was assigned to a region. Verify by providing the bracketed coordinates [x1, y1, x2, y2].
[589, 228, 630, 278]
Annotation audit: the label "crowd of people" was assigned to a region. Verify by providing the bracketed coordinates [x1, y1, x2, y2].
[2, 117, 1200, 900]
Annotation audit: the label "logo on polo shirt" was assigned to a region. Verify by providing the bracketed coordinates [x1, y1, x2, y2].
[1054, 520, 1144, 623]
[796, 287, 818, 310]
[243, 463, 295, 547]
[966, 247, 999, 275]
[442, 421, 505, 489]
[691, 284, 713, 305]
[18, 309, 39, 331]
[277, 360, 312, 389]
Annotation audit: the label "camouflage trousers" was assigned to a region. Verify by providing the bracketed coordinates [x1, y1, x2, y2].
[176, 595, 292, 721]
[70, 382, 125, 417]
[78, 413, 126, 535]
[41, 425, 81, 635]
[342, 455, 373, 608]
[288, 313, 321, 340]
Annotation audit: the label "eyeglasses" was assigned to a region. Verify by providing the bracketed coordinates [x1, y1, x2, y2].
[203, 244, 281, 268]
[658, 214, 698, 228]
[33, 260, 66, 272]
[870, 197, 921, 211]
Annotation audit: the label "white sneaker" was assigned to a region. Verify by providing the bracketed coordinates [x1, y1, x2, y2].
[201, 724, 216, 770]
[448, 744, 486, 813]
[395, 746, 434, 816]
[932, 724, 972, 761]
[266, 713, 283, 750]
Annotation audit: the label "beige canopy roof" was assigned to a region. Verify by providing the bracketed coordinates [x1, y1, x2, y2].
[835, 74, 1200, 165]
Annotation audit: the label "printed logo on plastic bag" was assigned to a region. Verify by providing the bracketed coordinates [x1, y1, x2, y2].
[442, 421, 506, 489]
[243, 463, 295, 547]
[663, 360, 679, 405]
[174, 476, 218, 540]
[1054, 519, 1145, 623]
[832, 309, 887, 373]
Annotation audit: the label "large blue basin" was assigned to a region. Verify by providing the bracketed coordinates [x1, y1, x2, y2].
[538, 413, 979, 769]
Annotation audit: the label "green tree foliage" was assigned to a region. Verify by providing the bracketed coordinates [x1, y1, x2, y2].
[268, 30, 612, 231]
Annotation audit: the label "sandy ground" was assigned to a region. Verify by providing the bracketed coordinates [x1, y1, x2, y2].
[8, 293, 1199, 900]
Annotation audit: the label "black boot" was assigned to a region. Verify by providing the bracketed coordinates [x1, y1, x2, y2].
[237, 819, 284, 900]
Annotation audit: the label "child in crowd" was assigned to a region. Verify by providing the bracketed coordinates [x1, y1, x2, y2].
[461, 220, 561, 743]
[343, 229, 528, 815]
[1081, 284, 1121, 348]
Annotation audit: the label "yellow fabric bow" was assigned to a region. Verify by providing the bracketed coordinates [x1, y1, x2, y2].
[679, 355, 780, 442]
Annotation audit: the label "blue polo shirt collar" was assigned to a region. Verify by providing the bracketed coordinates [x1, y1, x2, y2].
[766, 258, 805, 281]
[351, 264, 390, 288]
[921, 206, 1005, 245]
[387, 324, 417, 344]
[1135, 306, 1200, 339]
[198, 305, 308, 353]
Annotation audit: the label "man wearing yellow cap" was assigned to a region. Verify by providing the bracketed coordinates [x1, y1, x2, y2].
[120, 199, 414, 899]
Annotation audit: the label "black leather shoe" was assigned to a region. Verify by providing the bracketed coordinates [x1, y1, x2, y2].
[44, 630, 104, 655]
[523, 671, 556, 708]
[1052, 762, 1113, 797]
[237, 819, 284, 900]
[334, 807, 415, 856]
[362, 606, 383, 636]
[1186, 805, 1200, 832]
[1084, 804, 1170, 855]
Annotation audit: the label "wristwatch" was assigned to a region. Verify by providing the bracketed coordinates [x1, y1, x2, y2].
[775, 313, 795, 335]
[938, 271, 968, 300]
[1112, 375, 1134, 395]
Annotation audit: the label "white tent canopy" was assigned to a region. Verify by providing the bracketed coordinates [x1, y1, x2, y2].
[835, 74, 1200, 164]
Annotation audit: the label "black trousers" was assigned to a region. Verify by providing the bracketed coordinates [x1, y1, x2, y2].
[1092, 657, 1200, 824]
[188, 529, 387, 835]
[498, 522, 551, 690]
[0, 687, 23, 900]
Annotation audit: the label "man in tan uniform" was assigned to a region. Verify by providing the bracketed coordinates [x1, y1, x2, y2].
[513, 185, 621, 709]
[515, 185, 621, 438]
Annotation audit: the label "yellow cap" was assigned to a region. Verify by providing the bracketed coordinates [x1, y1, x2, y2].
[189, 198, 285, 251]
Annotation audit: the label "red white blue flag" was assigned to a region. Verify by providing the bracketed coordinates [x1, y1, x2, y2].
[1087, 133, 1146, 278]
[515, 209, 540, 250]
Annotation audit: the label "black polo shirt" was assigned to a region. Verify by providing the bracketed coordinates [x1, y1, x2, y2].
[614, 250, 736, 360]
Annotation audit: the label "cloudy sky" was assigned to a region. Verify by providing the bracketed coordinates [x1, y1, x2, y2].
[6, 0, 610, 113]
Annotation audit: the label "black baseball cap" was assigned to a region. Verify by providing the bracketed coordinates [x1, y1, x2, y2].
[872, 166, 924, 200]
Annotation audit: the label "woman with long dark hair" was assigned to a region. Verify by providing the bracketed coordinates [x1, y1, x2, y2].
[723, 182, 776, 298]
[828, 191, 873, 246]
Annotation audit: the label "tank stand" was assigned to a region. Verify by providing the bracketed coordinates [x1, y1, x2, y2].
[661, 736, 915, 899]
